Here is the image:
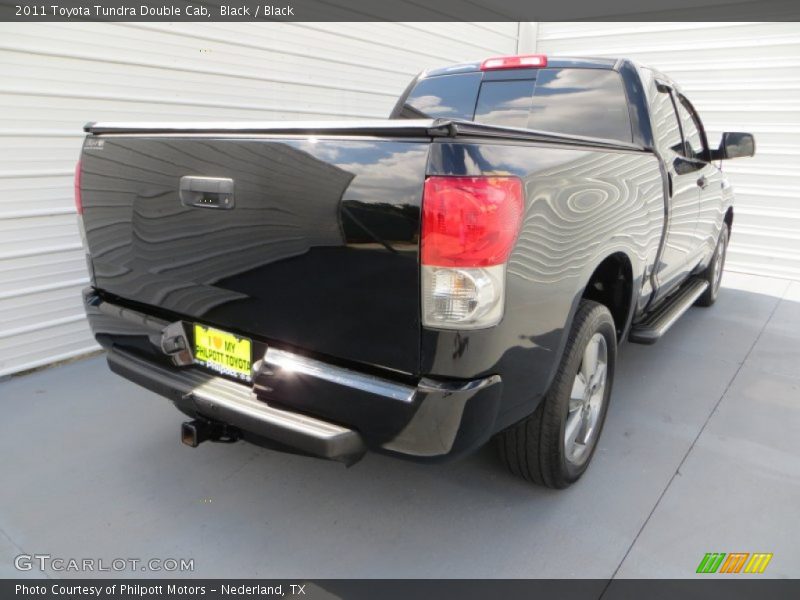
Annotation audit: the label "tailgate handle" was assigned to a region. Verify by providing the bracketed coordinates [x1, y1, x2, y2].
[179, 176, 235, 209]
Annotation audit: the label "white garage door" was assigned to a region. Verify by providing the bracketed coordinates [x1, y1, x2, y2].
[535, 22, 800, 281]
[0, 22, 523, 377]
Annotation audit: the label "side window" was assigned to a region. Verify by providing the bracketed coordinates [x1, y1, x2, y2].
[675, 94, 708, 162]
[650, 88, 684, 156]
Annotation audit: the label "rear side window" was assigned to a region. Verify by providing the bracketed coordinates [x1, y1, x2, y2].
[398, 68, 633, 142]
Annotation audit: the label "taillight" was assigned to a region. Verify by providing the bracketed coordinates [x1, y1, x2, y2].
[74, 160, 83, 215]
[421, 176, 523, 329]
[74, 159, 90, 256]
[422, 177, 523, 267]
[480, 54, 547, 71]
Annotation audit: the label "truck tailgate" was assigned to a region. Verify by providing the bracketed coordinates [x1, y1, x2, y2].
[79, 134, 428, 375]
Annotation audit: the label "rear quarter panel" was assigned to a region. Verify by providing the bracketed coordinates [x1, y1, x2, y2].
[424, 140, 664, 428]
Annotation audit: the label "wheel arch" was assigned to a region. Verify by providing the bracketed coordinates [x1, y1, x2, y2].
[577, 251, 637, 341]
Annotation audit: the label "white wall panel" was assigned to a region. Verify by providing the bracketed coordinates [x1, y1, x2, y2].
[0, 22, 521, 376]
[535, 22, 800, 280]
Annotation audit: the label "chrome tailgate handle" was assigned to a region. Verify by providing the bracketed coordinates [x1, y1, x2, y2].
[179, 176, 234, 209]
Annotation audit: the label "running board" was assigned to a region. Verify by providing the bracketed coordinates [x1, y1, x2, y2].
[629, 278, 709, 344]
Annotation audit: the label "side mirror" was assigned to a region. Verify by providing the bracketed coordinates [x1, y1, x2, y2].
[673, 156, 702, 175]
[711, 132, 755, 161]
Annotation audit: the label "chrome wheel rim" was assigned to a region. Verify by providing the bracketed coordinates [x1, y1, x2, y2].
[565, 332, 608, 465]
[712, 235, 725, 294]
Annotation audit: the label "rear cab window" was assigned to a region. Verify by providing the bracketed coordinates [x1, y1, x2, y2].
[474, 79, 535, 128]
[396, 73, 481, 120]
[399, 67, 633, 143]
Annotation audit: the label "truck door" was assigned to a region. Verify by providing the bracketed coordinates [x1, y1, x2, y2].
[650, 81, 702, 302]
[674, 92, 724, 263]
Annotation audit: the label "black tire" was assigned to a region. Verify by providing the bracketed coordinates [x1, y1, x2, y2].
[696, 223, 729, 307]
[496, 300, 616, 488]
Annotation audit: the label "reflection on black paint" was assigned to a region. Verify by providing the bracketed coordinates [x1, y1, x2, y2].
[340, 201, 418, 248]
[423, 139, 666, 429]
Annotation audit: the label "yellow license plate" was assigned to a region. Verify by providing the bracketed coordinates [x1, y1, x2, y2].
[193, 324, 252, 382]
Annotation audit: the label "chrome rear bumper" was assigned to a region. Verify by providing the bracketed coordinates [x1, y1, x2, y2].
[87, 289, 502, 462]
[108, 349, 366, 460]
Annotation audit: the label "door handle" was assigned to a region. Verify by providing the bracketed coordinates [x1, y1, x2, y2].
[696, 175, 708, 189]
[179, 176, 235, 209]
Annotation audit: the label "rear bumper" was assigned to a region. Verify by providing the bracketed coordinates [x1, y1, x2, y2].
[107, 348, 366, 461]
[85, 289, 502, 462]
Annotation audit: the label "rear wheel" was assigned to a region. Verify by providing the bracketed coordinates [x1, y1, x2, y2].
[696, 223, 729, 307]
[496, 300, 616, 488]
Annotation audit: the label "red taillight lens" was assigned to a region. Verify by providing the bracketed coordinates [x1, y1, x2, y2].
[74, 160, 83, 215]
[421, 176, 524, 267]
[480, 54, 547, 71]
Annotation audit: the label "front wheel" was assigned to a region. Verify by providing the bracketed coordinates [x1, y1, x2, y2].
[496, 300, 616, 488]
[696, 223, 729, 307]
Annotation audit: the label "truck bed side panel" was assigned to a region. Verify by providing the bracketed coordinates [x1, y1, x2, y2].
[424, 140, 664, 427]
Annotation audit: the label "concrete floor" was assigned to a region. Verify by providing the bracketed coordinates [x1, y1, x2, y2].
[1, 272, 798, 579]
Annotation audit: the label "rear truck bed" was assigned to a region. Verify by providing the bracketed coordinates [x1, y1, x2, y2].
[78, 118, 659, 464]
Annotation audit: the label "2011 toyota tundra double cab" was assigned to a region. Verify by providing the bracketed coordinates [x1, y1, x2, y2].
[77, 54, 755, 488]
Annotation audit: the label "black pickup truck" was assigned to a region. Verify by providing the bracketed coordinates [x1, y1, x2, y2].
[77, 54, 754, 488]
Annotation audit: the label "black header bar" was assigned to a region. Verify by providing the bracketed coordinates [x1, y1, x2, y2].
[2, 0, 799, 21]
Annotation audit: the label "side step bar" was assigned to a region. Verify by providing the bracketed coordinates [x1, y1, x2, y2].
[629, 278, 709, 345]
